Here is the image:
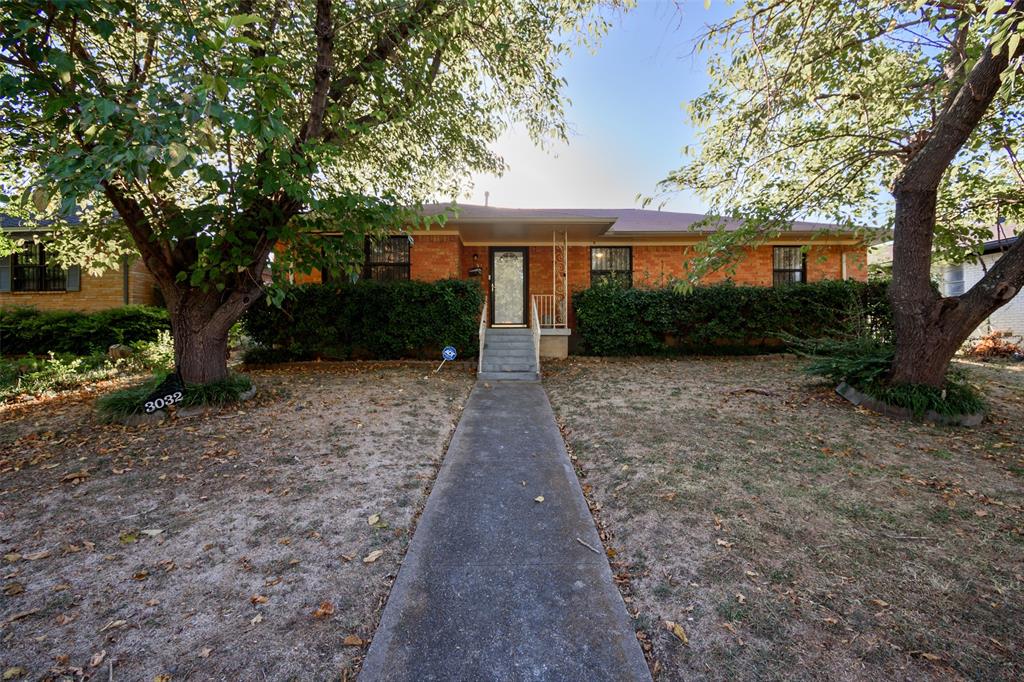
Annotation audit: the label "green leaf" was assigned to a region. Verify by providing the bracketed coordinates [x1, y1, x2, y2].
[223, 14, 261, 29]
[31, 187, 50, 212]
[166, 142, 189, 168]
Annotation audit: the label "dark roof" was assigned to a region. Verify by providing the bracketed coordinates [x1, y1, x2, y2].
[420, 203, 870, 235]
[1, 213, 81, 230]
[981, 223, 1019, 254]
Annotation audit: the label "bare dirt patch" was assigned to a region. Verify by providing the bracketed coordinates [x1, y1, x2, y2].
[544, 356, 1023, 681]
[0, 361, 474, 680]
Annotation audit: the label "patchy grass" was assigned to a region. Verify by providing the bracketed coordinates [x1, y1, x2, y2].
[0, 361, 475, 680]
[545, 356, 1024, 681]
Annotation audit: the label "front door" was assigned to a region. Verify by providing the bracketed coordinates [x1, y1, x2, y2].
[490, 247, 528, 326]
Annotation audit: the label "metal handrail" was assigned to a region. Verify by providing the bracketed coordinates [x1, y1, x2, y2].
[478, 296, 487, 375]
[531, 293, 568, 328]
[530, 296, 541, 378]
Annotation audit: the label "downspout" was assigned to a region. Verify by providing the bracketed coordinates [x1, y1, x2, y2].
[122, 256, 130, 304]
[841, 252, 848, 281]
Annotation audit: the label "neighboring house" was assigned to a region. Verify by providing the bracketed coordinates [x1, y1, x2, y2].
[0, 214, 159, 312]
[869, 225, 1023, 340]
[294, 204, 871, 359]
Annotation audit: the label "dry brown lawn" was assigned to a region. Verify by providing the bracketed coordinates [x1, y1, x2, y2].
[545, 356, 1024, 682]
[0, 362, 474, 681]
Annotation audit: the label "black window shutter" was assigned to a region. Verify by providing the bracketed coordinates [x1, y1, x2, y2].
[65, 265, 81, 291]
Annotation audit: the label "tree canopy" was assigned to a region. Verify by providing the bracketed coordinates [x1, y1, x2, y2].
[658, 0, 1022, 272]
[0, 0, 619, 382]
[0, 0, 616, 276]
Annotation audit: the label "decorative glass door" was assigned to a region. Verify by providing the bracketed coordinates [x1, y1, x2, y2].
[490, 248, 527, 325]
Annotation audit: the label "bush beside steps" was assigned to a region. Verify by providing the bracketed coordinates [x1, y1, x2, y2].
[97, 373, 255, 424]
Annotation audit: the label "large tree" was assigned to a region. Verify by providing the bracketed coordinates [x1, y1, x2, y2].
[0, 0, 614, 384]
[660, 0, 1023, 387]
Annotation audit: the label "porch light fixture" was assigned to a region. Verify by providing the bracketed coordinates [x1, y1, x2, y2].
[468, 253, 483, 277]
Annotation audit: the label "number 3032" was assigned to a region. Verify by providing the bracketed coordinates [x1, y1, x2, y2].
[145, 391, 183, 412]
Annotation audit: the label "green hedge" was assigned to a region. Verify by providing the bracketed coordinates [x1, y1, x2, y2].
[0, 305, 170, 356]
[573, 279, 892, 356]
[243, 278, 484, 361]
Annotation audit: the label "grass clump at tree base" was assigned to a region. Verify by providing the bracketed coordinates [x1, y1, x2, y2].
[97, 372, 254, 422]
[794, 337, 985, 419]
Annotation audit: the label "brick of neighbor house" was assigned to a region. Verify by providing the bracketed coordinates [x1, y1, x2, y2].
[0, 258, 158, 313]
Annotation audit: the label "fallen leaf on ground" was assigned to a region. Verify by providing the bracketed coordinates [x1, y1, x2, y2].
[198, 647, 212, 659]
[250, 594, 268, 604]
[3, 668, 26, 680]
[99, 619, 127, 632]
[89, 650, 106, 668]
[343, 634, 363, 646]
[24, 550, 50, 561]
[736, 593, 746, 604]
[5, 609, 40, 625]
[664, 620, 689, 645]
[917, 652, 945, 662]
[141, 529, 164, 537]
[716, 539, 734, 549]
[154, 675, 172, 682]
[132, 570, 149, 581]
[534, 496, 545, 503]
[367, 514, 380, 526]
[3, 583, 24, 596]
[60, 470, 89, 484]
[363, 550, 384, 564]
[250, 613, 263, 625]
[313, 601, 335, 619]
[3, 553, 20, 563]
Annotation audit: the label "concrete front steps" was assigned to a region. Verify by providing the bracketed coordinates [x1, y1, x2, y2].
[479, 327, 539, 381]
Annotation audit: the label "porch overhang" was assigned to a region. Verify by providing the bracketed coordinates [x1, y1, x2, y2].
[446, 219, 612, 245]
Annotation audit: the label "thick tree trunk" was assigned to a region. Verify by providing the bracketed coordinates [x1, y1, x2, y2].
[167, 293, 233, 384]
[171, 313, 232, 384]
[889, 188, 950, 387]
[163, 282, 264, 385]
[889, 187, 1024, 387]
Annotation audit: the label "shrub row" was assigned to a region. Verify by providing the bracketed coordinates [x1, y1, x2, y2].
[573, 279, 892, 356]
[0, 305, 170, 356]
[242, 278, 484, 361]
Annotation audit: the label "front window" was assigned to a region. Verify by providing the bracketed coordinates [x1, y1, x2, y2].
[363, 236, 411, 281]
[945, 264, 965, 296]
[591, 246, 632, 286]
[772, 246, 806, 286]
[12, 241, 66, 292]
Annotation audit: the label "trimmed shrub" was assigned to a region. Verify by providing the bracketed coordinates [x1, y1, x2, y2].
[573, 279, 891, 356]
[0, 305, 170, 356]
[242, 278, 484, 361]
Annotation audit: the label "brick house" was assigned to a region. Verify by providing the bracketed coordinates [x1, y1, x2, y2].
[295, 204, 870, 363]
[0, 215, 159, 312]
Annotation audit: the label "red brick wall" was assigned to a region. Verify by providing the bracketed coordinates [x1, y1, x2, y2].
[634, 244, 868, 287]
[410, 234, 461, 281]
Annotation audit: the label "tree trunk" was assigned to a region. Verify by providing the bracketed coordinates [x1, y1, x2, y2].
[889, 187, 1024, 387]
[167, 293, 233, 384]
[889, 188, 951, 387]
[172, 317, 231, 384]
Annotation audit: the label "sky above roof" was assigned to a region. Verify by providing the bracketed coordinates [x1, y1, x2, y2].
[464, 1, 736, 212]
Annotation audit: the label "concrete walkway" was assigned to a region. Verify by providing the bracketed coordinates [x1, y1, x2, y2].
[360, 381, 651, 681]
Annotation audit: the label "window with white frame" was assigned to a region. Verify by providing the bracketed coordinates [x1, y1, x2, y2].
[945, 264, 965, 296]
